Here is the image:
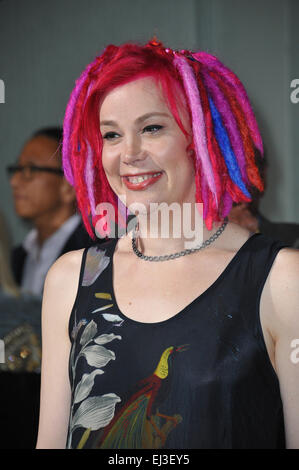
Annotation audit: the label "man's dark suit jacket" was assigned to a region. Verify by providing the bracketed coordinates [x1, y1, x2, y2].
[11, 221, 102, 286]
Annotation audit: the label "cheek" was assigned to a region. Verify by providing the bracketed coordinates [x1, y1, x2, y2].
[31, 179, 62, 204]
[160, 132, 188, 155]
[14, 181, 62, 218]
[101, 149, 121, 196]
[101, 147, 118, 176]
[160, 137, 193, 172]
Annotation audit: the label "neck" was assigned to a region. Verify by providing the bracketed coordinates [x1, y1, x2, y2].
[131, 202, 222, 256]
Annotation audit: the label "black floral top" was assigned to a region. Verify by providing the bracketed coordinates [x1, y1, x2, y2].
[66, 234, 286, 449]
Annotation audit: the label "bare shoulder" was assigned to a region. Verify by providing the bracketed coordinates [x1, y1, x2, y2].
[270, 246, 299, 275]
[269, 246, 299, 277]
[48, 248, 84, 277]
[45, 248, 85, 286]
[266, 247, 299, 324]
[42, 248, 86, 336]
[260, 247, 299, 349]
[263, 247, 299, 448]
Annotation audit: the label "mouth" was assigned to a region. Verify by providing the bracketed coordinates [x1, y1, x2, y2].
[13, 193, 27, 200]
[121, 171, 163, 190]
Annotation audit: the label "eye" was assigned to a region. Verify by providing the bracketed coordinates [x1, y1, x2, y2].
[28, 165, 40, 172]
[102, 131, 120, 141]
[142, 125, 163, 134]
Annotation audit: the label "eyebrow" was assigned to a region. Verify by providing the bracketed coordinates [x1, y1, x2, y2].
[100, 112, 171, 127]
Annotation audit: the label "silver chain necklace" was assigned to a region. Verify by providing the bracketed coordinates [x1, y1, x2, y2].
[132, 217, 228, 262]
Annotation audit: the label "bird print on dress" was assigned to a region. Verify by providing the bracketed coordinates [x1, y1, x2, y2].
[92, 344, 189, 449]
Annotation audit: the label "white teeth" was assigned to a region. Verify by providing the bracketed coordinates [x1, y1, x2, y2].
[126, 172, 162, 183]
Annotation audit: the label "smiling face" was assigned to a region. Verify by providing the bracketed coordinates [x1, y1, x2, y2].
[99, 76, 196, 215]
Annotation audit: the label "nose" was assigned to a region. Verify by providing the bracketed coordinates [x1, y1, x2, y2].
[122, 134, 145, 165]
[10, 170, 22, 188]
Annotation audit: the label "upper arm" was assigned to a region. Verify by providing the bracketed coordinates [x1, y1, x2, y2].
[268, 248, 299, 449]
[35, 249, 84, 449]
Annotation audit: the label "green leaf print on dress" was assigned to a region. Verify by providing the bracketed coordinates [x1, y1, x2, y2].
[67, 317, 122, 449]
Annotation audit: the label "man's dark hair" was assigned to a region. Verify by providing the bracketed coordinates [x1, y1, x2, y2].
[32, 126, 63, 144]
[31, 126, 63, 167]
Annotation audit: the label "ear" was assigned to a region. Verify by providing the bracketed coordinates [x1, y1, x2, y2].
[59, 178, 77, 204]
[186, 139, 196, 177]
[187, 146, 194, 159]
[185, 128, 194, 152]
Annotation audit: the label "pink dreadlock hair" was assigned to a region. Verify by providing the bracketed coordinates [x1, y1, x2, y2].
[62, 39, 264, 239]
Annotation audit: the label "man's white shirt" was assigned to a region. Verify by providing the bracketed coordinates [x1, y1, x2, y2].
[21, 214, 81, 297]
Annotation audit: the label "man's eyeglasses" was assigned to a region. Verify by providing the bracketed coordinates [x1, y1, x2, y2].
[6, 164, 64, 179]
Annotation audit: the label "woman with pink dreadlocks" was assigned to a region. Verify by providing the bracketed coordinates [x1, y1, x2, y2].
[36, 40, 299, 449]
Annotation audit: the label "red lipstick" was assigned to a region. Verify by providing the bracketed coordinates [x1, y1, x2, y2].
[122, 171, 163, 191]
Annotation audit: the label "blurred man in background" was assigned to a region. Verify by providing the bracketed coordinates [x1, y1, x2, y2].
[8, 127, 98, 297]
[2, 127, 100, 449]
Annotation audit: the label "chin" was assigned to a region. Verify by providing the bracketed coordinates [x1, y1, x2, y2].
[125, 197, 164, 216]
[14, 207, 35, 221]
[19, 215, 35, 223]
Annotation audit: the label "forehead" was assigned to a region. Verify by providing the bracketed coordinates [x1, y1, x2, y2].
[99, 76, 189, 124]
[100, 77, 168, 116]
[18, 135, 61, 166]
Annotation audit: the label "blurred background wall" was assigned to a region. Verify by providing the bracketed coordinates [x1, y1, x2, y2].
[0, 0, 298, 245]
